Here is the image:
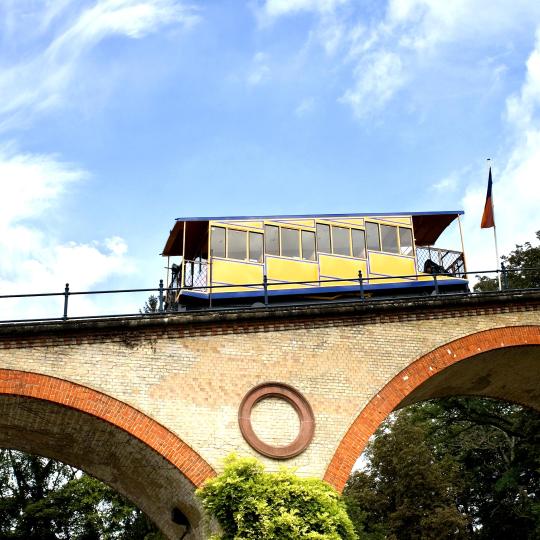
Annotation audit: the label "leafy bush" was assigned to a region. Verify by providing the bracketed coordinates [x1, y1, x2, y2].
[196, 454, 357, 540]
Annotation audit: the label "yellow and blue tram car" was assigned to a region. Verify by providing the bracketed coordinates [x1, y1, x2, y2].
[162, 211, 468, 305]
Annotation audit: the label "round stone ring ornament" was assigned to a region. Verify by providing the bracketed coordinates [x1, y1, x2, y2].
[238, 382, 315, 459]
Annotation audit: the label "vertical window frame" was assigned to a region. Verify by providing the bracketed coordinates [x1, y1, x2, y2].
[366, 221, 381, 252]
[264, 224, 280, 256]
[331, 225, 351, 257]
[210, 225, 226, 258]
[280, 227, 301, 259]
[380, 224, 399, 254]
[227, 228, 248, 261]
[301, 230, 317, 261]
[351, 228, 367, 259]
[398, 227, 414, 257]
[249, 231, 264, 263]
[316, 223, 332, 254]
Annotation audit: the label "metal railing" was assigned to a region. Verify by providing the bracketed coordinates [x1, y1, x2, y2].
[0, 266, 538, 324]
[416, 247, 465, 276]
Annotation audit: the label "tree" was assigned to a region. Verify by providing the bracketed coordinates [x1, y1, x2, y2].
[0, 449, 162, 539]
[141, 295, 159, 314]
[196, 454, 357, 540]
[474, 230, 540, 291]
[344, 398, 540, 539]
[344, 409, 469, 539]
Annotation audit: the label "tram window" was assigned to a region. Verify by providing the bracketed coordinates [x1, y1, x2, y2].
[228, 229, 247, 260]
[366, 222, 381, 251]
[332, 226, 350, 256]
[352, 229, 366, 258]
[399, 227, 414, 256]
[316, 224, 331, 254]
[249, 232, 264, 262]
[265, 225, 280, 256]
[211, 226, 226, 258]
[281, 228, 300, 258]
[301, 230, 316, 261]
[380, 225, 399, 254]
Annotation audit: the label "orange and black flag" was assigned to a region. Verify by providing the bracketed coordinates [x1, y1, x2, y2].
[480, 167, 495, 228]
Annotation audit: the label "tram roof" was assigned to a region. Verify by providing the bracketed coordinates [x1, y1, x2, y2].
[162, 211, 464, 257]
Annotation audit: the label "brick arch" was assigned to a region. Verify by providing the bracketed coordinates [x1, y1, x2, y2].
[324, 325, 540, 492]
[0, 369, 216, 487]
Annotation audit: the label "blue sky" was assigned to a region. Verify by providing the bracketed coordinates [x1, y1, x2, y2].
[1, 0, 540, 317]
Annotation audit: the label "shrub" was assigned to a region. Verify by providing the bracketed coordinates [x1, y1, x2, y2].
[196, 455, 357, 540]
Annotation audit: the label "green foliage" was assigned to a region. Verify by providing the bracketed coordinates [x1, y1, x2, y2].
[344, 398, 540, 539]
[345, 409, 468, 539]
[474, 230, 540, 291]
[141, 295, 159, 314]
[197, 454, 357, 540]
[0, 450, 162, 539]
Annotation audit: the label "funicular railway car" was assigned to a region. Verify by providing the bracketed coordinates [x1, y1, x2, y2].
[161, 211, 468, 308]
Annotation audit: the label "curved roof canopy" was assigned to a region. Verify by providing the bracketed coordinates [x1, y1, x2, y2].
[161, 211, 463, 257]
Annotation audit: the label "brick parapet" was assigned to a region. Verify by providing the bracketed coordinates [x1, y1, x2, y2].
[1, 291, 539, 346]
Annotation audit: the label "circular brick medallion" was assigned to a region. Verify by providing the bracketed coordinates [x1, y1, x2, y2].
[238, 382, 315, 459]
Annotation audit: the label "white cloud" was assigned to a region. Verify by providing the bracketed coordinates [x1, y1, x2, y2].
[275, 0, 540, 118]
[431, 173, 459, 193]
[340, 51, 405, 118]
[247, 52, 271, 86]
[295, 96, 316, 116]
[0, 147, 132, 320]
[261, 0, 348, 19]
[456, 30, 540, 273]
[0, 0, 199, 130]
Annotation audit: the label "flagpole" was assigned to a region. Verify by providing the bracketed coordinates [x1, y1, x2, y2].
[487, 159, 502, 290]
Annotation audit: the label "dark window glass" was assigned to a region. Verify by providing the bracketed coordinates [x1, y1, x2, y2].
[316, 223, 331, 253]
[281, 228, 300, 258]
[352, 229, 366, 258]
[265, 225, 279, 256]
[332, 226, 350, 256]
[366, 222, 381, 251]
[211, 226, 226, 258]
[249, 232, 263, 262]
[228, 229, 246, 260]
[380, 225, 399, 254]
[399, 227, 414, 256]
[301, 230, 316, 261]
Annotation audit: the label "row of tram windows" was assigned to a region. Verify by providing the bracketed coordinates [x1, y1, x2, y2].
[209, 222, 414, 263]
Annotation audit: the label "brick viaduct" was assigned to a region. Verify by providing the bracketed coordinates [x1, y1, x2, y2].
[0, 291, 539, 538]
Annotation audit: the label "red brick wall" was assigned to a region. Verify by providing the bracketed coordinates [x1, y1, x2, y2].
[323, 325, 540, 491]
[0, 369, 215, 486]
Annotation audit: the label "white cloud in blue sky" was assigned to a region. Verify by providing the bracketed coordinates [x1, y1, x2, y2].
[1, 0, 540, 316]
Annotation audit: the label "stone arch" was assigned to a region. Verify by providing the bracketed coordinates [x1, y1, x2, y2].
[0, 369, 216, 539]
[324, 325, 540, 492]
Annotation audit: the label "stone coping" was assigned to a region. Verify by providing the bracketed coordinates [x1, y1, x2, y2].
[1, 289, 539, 338]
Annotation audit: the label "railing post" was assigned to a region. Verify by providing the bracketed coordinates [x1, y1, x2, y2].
[208, 257, 213, 309]
[358, 270, 365, 301]
[158, 279, 164, 312]
[433, 274, 439, 295]
[501, 262, 509, 290]
[263, 274, 269, 306]
[63, 283, 69, 320]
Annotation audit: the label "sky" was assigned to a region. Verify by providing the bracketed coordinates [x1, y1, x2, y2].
[1, 0, 540, 318]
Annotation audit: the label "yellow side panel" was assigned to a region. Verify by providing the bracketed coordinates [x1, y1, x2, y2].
[213, 220, 264, 230]
[211, 259, 264, 291]
[370, 216, 412, 225]
[369, 252, 416, 278]
[266, 257, 319, 289]
[335, 218, 365, 227]
[319, 255, 367, 285]
[267, 219, 315, 228]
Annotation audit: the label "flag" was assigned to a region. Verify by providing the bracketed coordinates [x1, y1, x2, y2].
[480, 167, 495, 228]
